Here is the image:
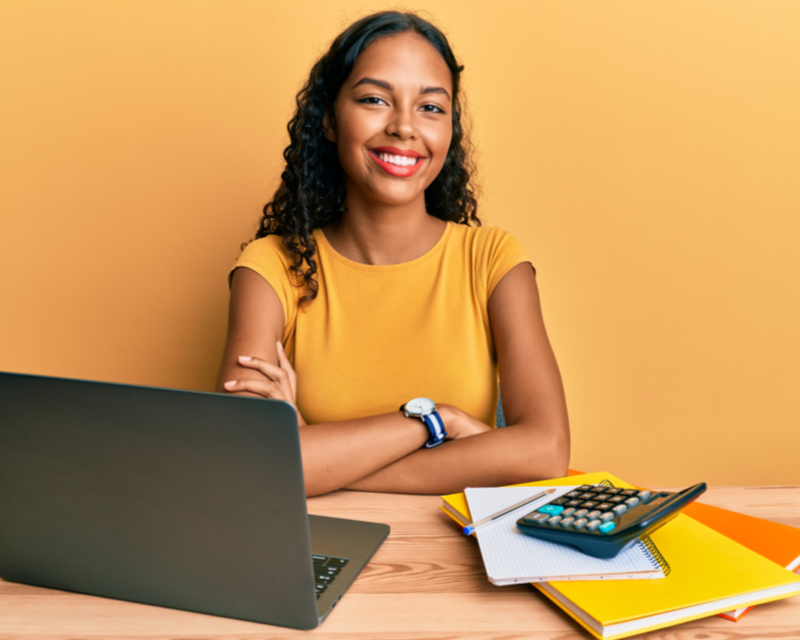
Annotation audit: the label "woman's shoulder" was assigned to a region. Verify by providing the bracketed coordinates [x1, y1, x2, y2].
[446, 223, 533, 295]
[448, 223, 529, 261]
[230, 234, 301, 292]
[239, 233, 291, 259]
[235, 234, 296, 272]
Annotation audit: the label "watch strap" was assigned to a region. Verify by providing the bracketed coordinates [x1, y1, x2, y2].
[420, 410, 446, 448]
[401, 400, 447, 448]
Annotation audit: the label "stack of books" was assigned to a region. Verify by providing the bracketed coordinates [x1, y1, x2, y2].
[441, 471, 800, 639]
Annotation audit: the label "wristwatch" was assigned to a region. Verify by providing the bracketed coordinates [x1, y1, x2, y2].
[401, 397, 447, 448]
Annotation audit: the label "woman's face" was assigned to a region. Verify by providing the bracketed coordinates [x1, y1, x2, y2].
[326, 31, 453, 210]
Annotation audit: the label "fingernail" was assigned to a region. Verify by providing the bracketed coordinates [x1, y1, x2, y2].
[238, 356, 252, 362]
[223, 381, 236, 388]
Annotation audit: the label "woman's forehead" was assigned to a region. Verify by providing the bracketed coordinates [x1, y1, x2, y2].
[347, 32, 452, 96]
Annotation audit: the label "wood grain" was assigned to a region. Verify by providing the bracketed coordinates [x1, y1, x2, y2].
[1, 486, 799, 640]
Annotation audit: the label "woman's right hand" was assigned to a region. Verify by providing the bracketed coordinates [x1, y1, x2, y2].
[437, 404, 493, 440]
[222, 342, 307, 426]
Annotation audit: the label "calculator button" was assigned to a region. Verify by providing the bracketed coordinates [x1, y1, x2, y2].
[572, 518, 588, 530]
[577, 485, 594, 491]
[523, 512, 550, 524]
[608, 496, 625, 503]
[561, 507, 576, 517]
[586, 519, 602, 531]
[589, 486, 606, 493]
[599, 512, 615, 522]
[547, 516, 562, 526]
[550, 498, 568, 505]
[581, 501, 598, 509]
[621, 489, 638, 496]
[560, 517, 575, 528]
[605, 488, 622, 495]
[594, 494, 611, 502]
[596, 503, 614, 511]
[612, 504, 628, 516]
[638, 491, 652, 502]
[579, 492, 596, 499]
[599, 521, 616, 534]
[565, 491, 583, 498]
[624, 497, 640, 507]
[574, 509, 589, 518]
[586, 510, 601, 519]
[537, 505, 564, 516]
[565, 500, 583, 507]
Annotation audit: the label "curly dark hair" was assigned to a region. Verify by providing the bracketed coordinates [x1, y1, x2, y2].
[254, 11, 480, 303]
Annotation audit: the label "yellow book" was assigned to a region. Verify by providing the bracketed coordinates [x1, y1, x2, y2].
[441, 471, 615, 528]
[441, 472, 800, 640]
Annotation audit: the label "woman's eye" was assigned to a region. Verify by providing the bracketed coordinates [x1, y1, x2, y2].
[358, 96, 387, 106]
[421, 104, 446, 114]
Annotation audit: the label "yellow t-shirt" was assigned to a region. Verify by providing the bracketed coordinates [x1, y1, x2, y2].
[233, 222, 531, 426]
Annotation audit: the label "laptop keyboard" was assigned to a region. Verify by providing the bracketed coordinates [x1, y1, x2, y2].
[312, 554, 349, 599]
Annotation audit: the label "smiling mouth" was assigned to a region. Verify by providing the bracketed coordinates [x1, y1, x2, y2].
[367, 148, 426, 177]
[369, 150, 423, 167]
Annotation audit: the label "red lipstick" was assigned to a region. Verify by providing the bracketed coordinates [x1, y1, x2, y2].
[368, 147, 426, 177]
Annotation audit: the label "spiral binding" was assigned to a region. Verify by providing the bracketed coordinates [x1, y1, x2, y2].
[641, 535, 671, 576]
[597, 479, 671, 575]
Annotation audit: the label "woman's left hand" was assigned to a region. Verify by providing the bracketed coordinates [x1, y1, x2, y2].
[437, 404, 493, 440]
[222, 342, 307, 426]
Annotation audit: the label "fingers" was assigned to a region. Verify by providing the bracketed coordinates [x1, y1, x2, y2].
[236, 354, 288, 382]
[222, 377, 287, 401]
[437, 404, 492, 440]
[223, 347, 308, 426]
[223, 348, 297, 403]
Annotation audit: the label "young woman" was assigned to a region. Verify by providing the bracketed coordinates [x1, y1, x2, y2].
[216, 11, 569, 496]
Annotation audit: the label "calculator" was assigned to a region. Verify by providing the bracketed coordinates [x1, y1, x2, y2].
[516, 482, 707, 558]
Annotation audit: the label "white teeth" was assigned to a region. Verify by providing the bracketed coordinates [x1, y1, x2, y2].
[377, 152, 419, 167]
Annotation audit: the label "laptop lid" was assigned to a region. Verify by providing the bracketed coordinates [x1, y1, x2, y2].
[0, 371, 387, 629]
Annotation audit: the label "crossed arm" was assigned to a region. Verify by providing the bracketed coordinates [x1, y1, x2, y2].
[215, 263, 569, 496]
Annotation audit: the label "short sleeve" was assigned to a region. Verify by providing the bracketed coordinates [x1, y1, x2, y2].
[231, 235, 299, 339]
[474, 227, 534, 299]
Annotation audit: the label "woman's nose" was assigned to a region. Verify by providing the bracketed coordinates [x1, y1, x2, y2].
[386, 106, 417, 140]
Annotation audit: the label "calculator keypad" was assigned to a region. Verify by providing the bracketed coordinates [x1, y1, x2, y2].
[517, 482, 707, 558]
[520, 485, 657, 536]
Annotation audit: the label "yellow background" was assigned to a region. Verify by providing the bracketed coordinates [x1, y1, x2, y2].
[2, 1, 798, 486]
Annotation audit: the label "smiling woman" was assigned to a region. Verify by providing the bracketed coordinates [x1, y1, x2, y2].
[215, 11, 570, 497]
[325, 33, 453, 198]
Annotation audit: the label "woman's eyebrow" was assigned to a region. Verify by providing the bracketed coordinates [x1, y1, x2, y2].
[352, 77, 392, 91]
[352, 77, 451, 100]
[421, 86, 451, 100]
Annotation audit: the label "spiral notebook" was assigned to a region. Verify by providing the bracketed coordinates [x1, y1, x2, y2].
[465, 486, 667, 585]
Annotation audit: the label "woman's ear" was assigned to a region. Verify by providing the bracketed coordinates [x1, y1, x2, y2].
[322, 111, 337, 142]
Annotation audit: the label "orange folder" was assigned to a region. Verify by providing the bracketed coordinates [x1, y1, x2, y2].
[683, 500, 800, 620]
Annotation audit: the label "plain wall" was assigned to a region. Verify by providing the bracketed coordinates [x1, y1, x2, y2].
[1, 0, 798, 486]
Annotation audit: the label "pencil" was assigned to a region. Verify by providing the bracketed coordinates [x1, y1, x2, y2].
[462, 488, 556, 535]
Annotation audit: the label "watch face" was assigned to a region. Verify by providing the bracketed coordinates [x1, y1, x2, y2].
[406, 397, 435, 416]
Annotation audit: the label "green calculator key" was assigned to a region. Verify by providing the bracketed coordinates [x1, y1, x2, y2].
[537, 504, 564, 516]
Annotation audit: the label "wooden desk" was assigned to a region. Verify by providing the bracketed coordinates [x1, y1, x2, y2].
[1, 486, 799, 639]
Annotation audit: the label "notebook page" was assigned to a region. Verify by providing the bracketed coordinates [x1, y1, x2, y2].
[465, 486, 664, 584]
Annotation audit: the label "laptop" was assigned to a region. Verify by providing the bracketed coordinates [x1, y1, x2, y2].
[0, 371, 389, 629]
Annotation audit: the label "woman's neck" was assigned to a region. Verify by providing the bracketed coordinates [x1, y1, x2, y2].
[322, 194, 447, 266]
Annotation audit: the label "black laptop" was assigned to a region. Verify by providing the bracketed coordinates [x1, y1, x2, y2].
[0, 371, 389, 629]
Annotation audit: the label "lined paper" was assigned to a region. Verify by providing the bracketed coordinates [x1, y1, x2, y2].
[465, 486, 665, 585]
